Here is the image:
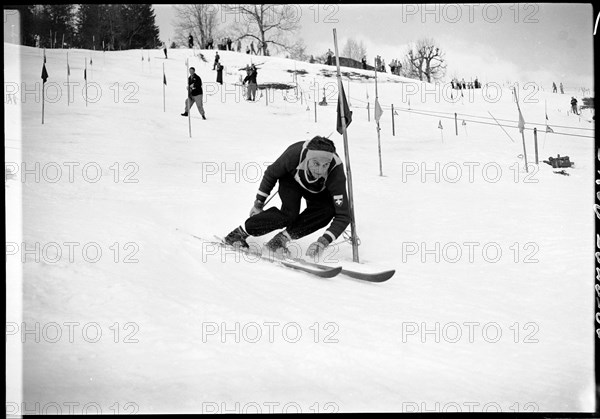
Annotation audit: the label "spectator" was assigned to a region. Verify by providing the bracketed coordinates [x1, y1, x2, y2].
[227, 37, 232, 51]
[250, 41, 256, 55]
[188, 33, 194, 49]
[243, 64, 258, 101]
[326, 49, 333, 65]
[216, 63, 224, 85]
[560, 82, 564, 94]
[163, 42, 168, 59]
[181, 67, 206, 120]
[570, 97, 579, 114]
[237, 39, 242, 52]
[361, 56, 367, 70]
[213, 51, 220, 70]
[552, 82, 557, 93]
[246, 45, 251, 54]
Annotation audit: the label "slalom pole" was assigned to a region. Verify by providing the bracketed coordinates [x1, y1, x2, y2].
[186, 60, 191, 138]
[374, 57, 383, 177]
[333, 28, 359, 263]
[66, 52, 70, 106]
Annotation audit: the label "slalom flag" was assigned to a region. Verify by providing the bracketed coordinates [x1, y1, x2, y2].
[41, 63, 49, 83]
[438, 120, 443, 129]
[142, 55, 144, 61]
[163, 71, 167, 86]
[462, 120, 466, 126]
[514, 87, 525, 133]
[90, 57, 93, 65]
[84, 67, 87, 80]
[43, 49, 46, 64]
[366, 88, 369, 101]
[546, 125, 554, 133]
[374, 98, 383, 122]
[67, 61, 70, 76]
[517, 103, 525, 133]
[336, 82, 353, 134]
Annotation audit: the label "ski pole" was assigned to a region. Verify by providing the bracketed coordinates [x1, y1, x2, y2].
[264, 190, 279, 206]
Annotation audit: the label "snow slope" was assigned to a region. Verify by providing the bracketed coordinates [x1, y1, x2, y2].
[5, 43, 595, 413]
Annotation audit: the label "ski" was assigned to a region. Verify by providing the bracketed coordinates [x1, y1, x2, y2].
[182, 231, 342, 279]
[177, 229, 393, 282]
[290, 258, 395, 283]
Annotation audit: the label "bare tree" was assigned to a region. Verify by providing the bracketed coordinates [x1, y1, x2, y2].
[341, 38, 367, 61]
[173, 4, 218, 48]
[402, 38, 446, 82]
[288, 38, 309, 61]
[223, 4, 300, 55]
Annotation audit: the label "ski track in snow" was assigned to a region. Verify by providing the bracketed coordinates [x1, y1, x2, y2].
[6, 44, 595, 413]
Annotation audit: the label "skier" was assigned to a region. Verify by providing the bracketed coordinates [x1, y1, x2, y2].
[223, 136, 351, 258]
[181, 67, 206, 120]
[570, 97, 579, 114]
[243, 64, 258, 101]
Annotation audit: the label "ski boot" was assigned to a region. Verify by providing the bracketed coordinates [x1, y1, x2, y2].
[265, 231, 292, 258]
[223, 226, 250, 249]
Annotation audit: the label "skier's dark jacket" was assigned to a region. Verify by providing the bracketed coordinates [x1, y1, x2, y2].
[243, 69, 257, 84]
[188, 73, 203, 96]
[255, 138, 351, 243]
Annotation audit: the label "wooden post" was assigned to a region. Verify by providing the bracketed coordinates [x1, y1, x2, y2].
[521, 130, 529, 173]
[391, 104, 395, 136]
[265, 87, 268, 106]
[84, 58, 88, 107]
[534, 127, 539, 164]
[367, 102, 370, 122]
[455, 112, 458, 136]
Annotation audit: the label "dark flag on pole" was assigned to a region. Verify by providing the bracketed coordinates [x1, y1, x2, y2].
[84, 68, 87, 80]
[41, 63, 49, 83]
[163, 71, 167, 86]
[336, 83, 352, 134]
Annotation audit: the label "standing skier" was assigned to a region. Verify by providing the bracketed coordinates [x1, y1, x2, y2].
[570, 97, 579, 114]
[181, 67, 206, 119]
[223, 136, 351, 258]
[243, 64, 258, 101]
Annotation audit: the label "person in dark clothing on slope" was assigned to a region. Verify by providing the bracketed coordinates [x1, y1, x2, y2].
[181, 67, 206, 119]
[243, 64, 258, 101]
[223, 136, 351, 258]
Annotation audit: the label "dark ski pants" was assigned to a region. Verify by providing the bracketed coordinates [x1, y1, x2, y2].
[244, 175, 335, 240]
[184, 94, 205, 117]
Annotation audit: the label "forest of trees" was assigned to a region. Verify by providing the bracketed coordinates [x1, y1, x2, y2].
[18, 4, 160, 50]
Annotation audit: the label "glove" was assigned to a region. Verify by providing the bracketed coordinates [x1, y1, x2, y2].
[249, 199, 264, 217]
[306, 236, 330, 258]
